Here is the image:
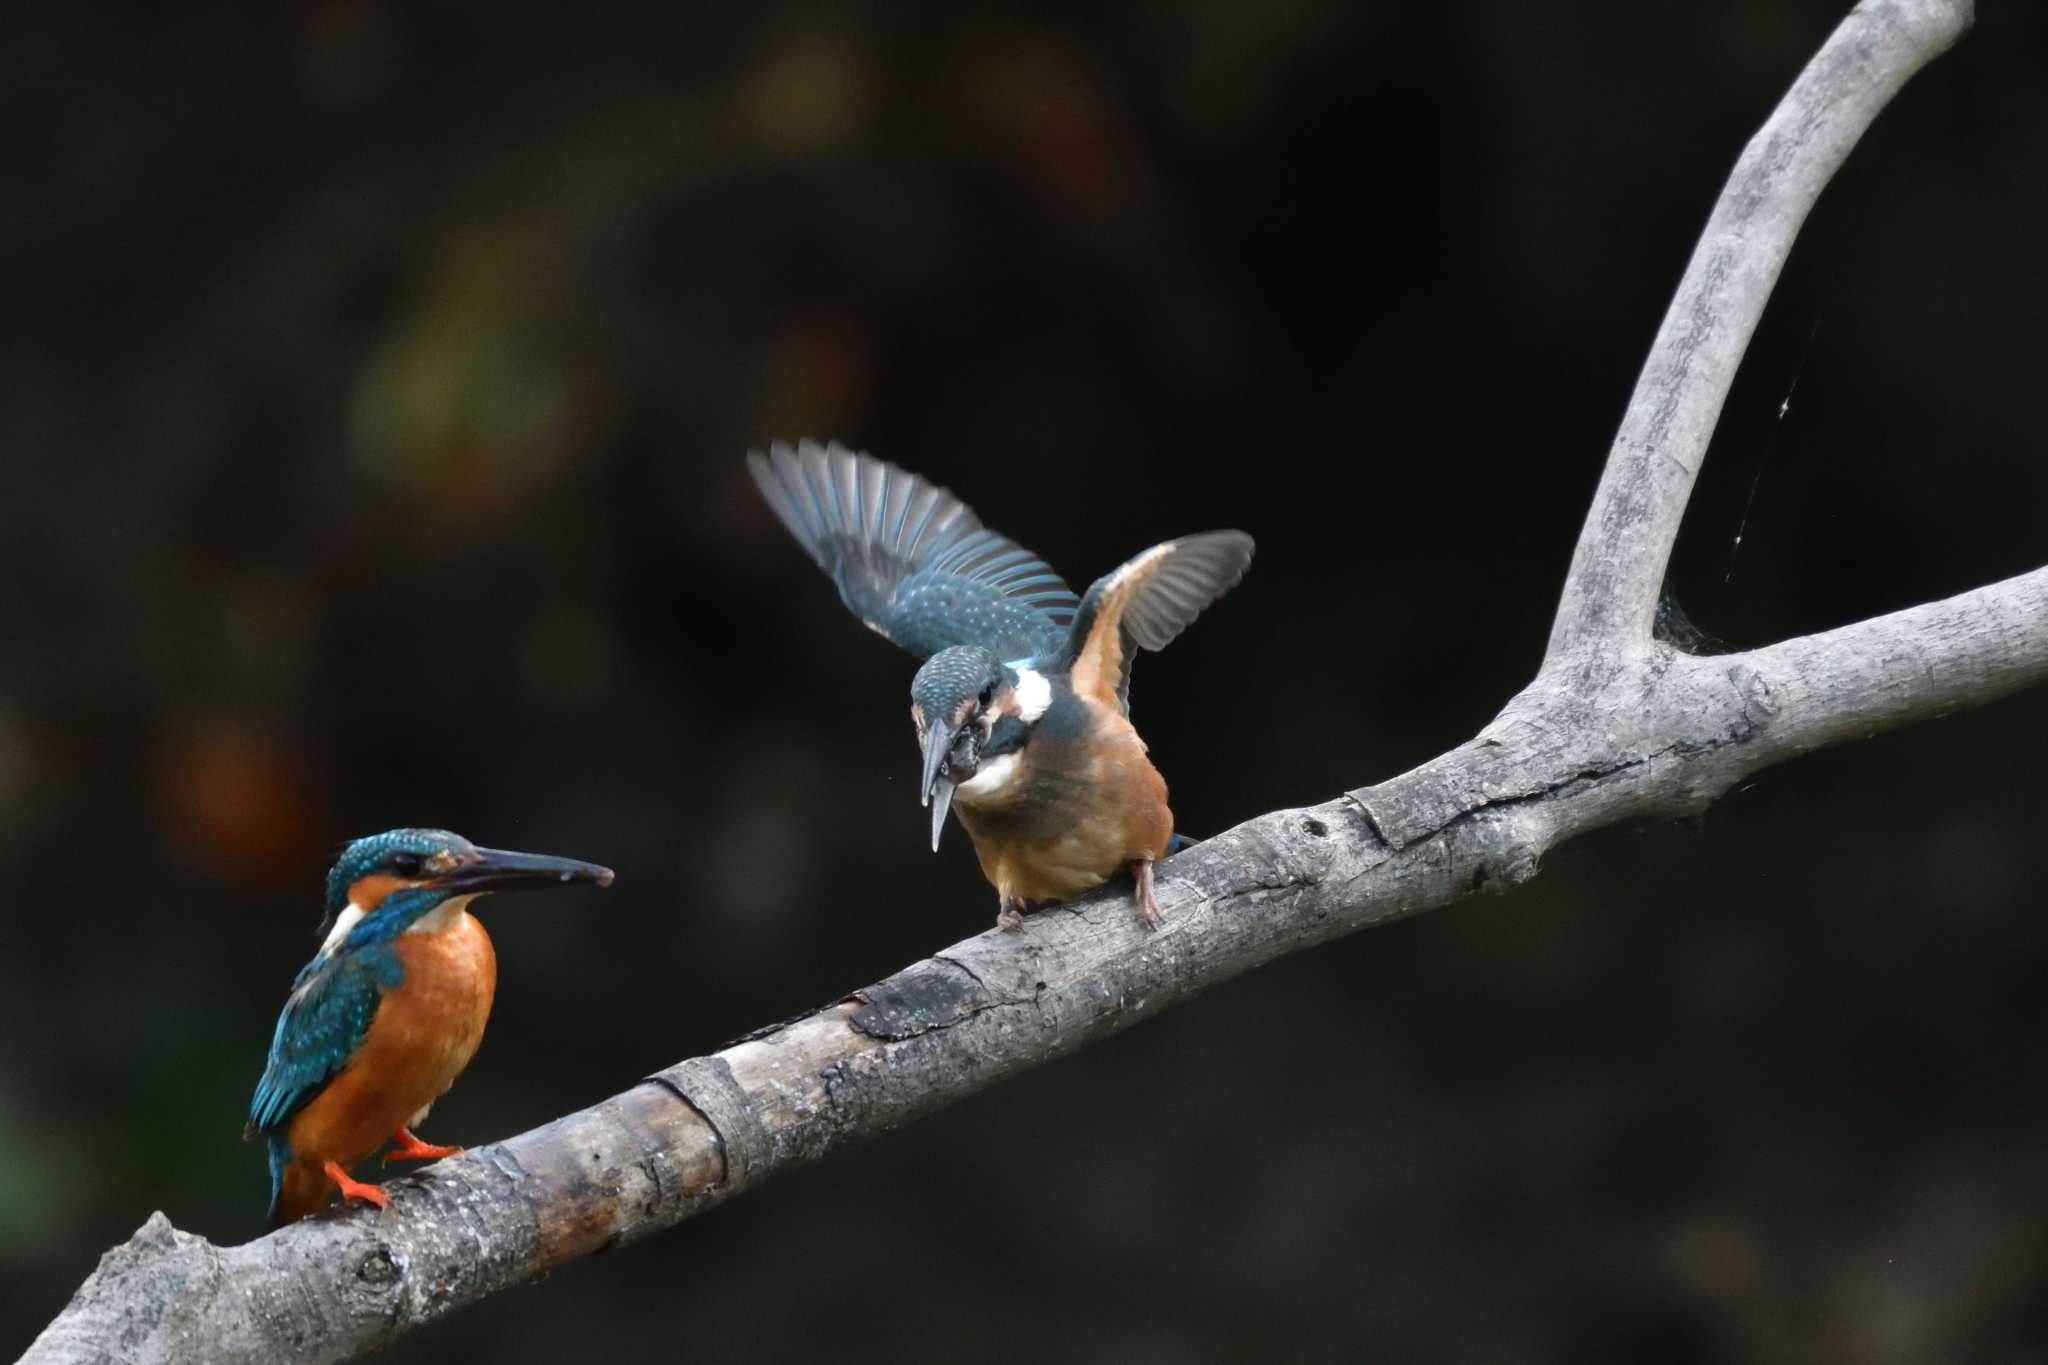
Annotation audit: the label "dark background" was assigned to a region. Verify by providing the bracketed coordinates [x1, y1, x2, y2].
[7, 3, 2048, 1360]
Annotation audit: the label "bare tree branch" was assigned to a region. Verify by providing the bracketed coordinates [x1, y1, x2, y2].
[27, 569, 2044, 1365]
[1354, 564, 2046, 855]
[25, 2, 2012, 1361]
[1544, 0, 1972, 664]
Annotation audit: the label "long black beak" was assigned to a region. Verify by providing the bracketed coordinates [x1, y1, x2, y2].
[438, 847, 616, 895]
[920, 722, 955, 853]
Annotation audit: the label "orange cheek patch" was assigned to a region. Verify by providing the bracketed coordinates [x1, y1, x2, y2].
[347, 873, 423, 911]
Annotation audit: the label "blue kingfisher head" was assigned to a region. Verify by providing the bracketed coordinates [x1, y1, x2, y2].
[910, 645, 1054, 852]
[314, 828, 615, 957]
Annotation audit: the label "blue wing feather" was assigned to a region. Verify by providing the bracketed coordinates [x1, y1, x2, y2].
[748, 441, 1077, 661]
[246, 947, 400, 1139]
[1057, 531, 1255, 715]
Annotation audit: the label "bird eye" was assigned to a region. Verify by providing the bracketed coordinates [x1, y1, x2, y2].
[977, 684, 994, 706]
[390, 852, 423, 877]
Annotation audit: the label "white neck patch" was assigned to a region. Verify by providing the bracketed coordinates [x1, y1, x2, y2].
[318, 893, 485, 955]
[319, 904, 366, 958]
[1012, 666, 1052, 722]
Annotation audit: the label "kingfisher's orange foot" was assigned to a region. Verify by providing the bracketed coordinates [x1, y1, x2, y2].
[322, 1160, 392, 1212]
[1133, 860, 1163, 929]
[384, 1126, 463, 1164]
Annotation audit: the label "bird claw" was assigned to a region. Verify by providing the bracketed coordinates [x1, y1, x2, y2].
[383, 1126, 463, 1164]
[322, 1160, 393, 1213]
[1133, 860, 1163, 929]
[995, 900, 1024, 932]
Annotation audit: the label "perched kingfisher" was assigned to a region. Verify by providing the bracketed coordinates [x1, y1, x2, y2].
[749, 440, 1252, 931]
[245, 829, 613, 1229]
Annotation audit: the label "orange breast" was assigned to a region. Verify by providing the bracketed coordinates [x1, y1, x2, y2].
[960, 698, 1173, 903]
[285, 908, 498, 1171]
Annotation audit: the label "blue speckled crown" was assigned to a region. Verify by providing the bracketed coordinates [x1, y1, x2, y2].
[911, 646, 1006, 726]
[322, 828, 472, 917]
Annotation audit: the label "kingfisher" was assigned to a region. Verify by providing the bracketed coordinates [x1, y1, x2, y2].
[749, 440, 1252, 931]
[245, 828, 613, 1229]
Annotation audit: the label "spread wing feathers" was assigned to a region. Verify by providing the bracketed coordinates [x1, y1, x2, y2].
[747, 440, 1078, 660]
[1063, 531, 1254, 713]
[244, 951, 398, 1139]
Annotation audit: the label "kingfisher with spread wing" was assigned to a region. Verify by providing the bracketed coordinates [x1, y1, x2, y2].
[749, 440, 1252, 931]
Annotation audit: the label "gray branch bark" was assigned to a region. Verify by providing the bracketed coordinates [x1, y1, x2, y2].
[25, 2, 2012, 1361]
[1546, 0, 1972, 663]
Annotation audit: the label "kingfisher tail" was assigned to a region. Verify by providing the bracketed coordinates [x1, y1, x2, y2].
[264, 1139, 330, 1231]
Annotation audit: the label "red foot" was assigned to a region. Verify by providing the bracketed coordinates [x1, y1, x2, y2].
[384, 1125, 463, 1164]
[1133, 860, 1163, 929]
[322, 1160, 392, 1212]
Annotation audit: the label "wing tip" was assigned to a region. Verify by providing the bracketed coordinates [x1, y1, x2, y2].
[1112, 529, 1257, 654]
[1166, 530, 1255, 595]
[745, 439, 978, 557]
[744, 440, 1080, 657]
[1178, 528, 1255, 563]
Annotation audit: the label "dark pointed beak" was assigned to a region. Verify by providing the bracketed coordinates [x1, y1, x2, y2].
[920, 722, 956, 852]
[438, 847, 616, 895]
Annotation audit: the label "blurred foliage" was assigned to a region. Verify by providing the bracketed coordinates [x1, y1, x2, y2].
[5, 2, 2048, 1361]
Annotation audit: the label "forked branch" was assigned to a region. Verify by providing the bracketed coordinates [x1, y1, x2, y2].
[25, 3, 2015, 1362]
[1545, 0, 1973, 664]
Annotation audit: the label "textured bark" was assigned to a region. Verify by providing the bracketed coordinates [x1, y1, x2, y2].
[24, 2, 2012, 1362]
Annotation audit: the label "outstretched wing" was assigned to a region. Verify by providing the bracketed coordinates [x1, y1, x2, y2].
[748, 441, 1078, 661]
[1060, 531, 1254, 714]
[245, 950, 398, 1139]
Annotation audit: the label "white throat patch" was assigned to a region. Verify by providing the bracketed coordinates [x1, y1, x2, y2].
[1012, 666, 1052, 722]
[406, 894, 481, 936]
[955, 752, 1021, 800]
